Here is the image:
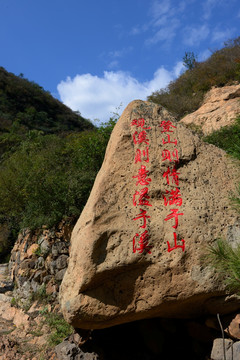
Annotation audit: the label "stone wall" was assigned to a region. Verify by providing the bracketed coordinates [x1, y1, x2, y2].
[8, 218, 74, 305]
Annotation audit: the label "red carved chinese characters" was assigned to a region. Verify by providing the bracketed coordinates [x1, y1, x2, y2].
[133, 231, 152, 254]
[133, 165, 151, 186]
[159, 120, 176, 133]
[164, 209, 184, 229]
[163, 166, 180, 186]
[132, 130, 149, 145]
[160, 120, 185, 252]
[135, 147, 149, 163]
[133, 187, 152, 207]
[167, 232, 185, 252]
[162, 148, 179, 162]
[131, 118, 152, 254]
[133, 208, 151, 229]
[131, 118, 151, 129]
[163, 188, 182, 206]
[162, 134, 177, 146]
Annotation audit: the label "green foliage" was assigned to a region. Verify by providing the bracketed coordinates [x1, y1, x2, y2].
[183, 51, 197, 70]
[0, 66, 94, 135]
[0, 116, 117, 231]
[34, 246, 42, 257]
[206, 239, 240, 292]
[0, 67, 94, 161]
[203, 116, 240, 160]
[43, 311, 73, 346]
[11, 297, 17, 306]
[148, 36, 240, 119]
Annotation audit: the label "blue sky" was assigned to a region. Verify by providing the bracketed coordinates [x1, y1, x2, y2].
[0, 0, 239, 123]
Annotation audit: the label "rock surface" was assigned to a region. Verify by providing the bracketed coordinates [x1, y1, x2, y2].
[225, 314, 240, 340]
[180, 84, 240, 134]
[9, 218, 73, 305]
[60, 100, 240, 330]
[210, 338, 240, 360]
[55, 340, 99, 360]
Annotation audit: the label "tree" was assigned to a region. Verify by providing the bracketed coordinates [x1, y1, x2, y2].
[182, 51, 197, 70]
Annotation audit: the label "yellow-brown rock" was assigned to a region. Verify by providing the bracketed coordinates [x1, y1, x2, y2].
[60, 100, 240, 329]
[180, 84, 240, 134]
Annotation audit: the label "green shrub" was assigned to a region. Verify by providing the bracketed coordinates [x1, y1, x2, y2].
[148, 36, 240, 119]
[0, 116, 117, 232]
[203, 117, 240, 160]
[43, 311, 73, 346]
[206, 239, 240, 292]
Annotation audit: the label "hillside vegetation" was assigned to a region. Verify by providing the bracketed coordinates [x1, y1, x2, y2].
[0, 67, 115, 261]
[148, 37, 240, 119]
[0, 66, 94, 158]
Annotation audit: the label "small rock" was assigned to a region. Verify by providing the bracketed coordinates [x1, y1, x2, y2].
[36, 256, 45, 268]
[38, 235, 50, 255]
[13, 309, 30, 329]
[52, 243, 59, 258]
[232, 341, 240, 359]
[43, 275, 53, 284]
[55, 341, 80, 359]
[55, 340, 99, 360]
[21, 281, 32, 299]
[28, 300, 42, 313]
[225, 314, 240, 340]
[31, 279, 40, 293]
[27, 244, 39, 257]
[52, 242, 68, 258]
[0, 293, 12, 302]
[56, 255, 68, 270]
[19, 259, 34, 271]
[211, 338, 233, 360]
[33, 270, 44, 283]
[55, 268, 67, 281]
[46, 279, 59, 295]
[50, 260, 57, 275]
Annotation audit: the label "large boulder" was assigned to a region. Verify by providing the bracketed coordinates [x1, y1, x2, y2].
[60, 100, 240, 329]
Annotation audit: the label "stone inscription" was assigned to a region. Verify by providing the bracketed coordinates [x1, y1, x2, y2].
[160, 120, 185, 252]
[131, 118, 185, 254]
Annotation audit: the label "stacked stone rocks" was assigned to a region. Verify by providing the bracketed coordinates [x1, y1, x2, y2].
[9, 218, 74, 305]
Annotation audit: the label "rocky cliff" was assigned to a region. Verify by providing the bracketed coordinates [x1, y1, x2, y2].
[180, 83, 240, 134]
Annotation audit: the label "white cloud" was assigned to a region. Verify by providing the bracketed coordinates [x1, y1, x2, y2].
[202, 0, 225, 20]
[146, 19, 180, 45]
[211, 28, 236, 43]
[183, 24, 210, 46]
[57, 63, 184, 123]
[144, 0, 186, 45]
[108, 60, 119, 69]
[150, 0, 171, 21]
[202, 0, 218, 20]
[108, 47, 133, 59]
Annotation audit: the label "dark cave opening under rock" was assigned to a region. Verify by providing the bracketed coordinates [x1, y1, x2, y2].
[78, 316, 223, 360]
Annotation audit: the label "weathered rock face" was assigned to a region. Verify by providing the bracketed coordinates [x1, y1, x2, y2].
[60, 100, 240, 330]
[180, 84, 240, 134]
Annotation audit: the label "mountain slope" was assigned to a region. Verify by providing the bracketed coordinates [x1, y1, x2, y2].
[0, 66, 93, 135]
